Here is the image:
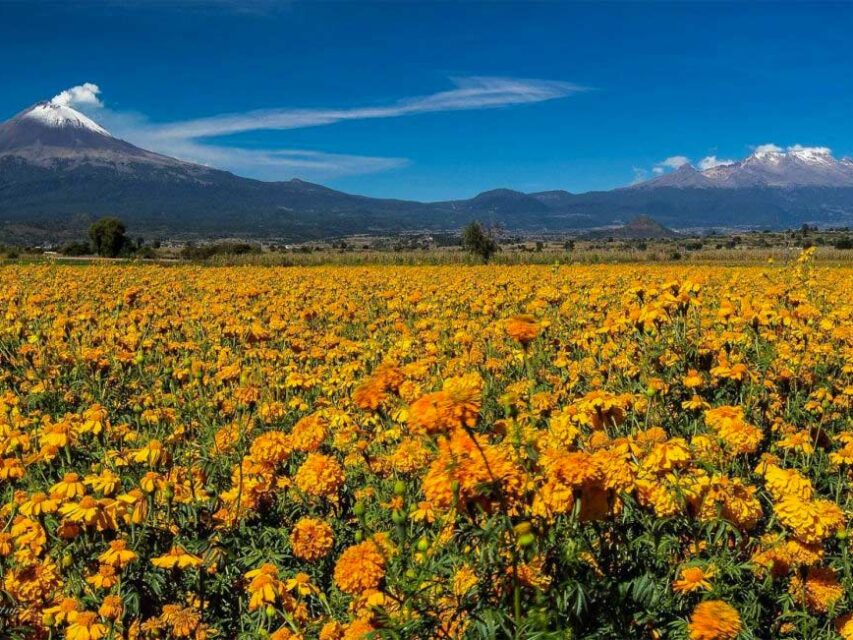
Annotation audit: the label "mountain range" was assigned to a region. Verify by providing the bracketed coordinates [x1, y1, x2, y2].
[3, 101, 853, 241]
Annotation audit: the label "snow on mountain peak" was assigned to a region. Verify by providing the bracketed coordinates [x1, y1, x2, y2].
[634, 142, 853, 189]
[748, 143, 834, 164]
[750, 143, 784, 160]
[787, 144, 833, 164]
[22, 102, 110, 136]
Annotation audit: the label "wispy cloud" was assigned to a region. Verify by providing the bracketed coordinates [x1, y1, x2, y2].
[58, 77, 583, 181]
[631, 166, 649, 184]
[148, 77, 584, 140]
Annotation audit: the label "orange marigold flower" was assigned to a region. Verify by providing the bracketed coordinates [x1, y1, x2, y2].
[506, 314, 540, 346]
[249, 431, 292, 467]
[673, 566, 715, 594]
[789, 566, 844, 613]
[687, 600, 742, 640]
[290, 413, 328, 452]
[98, 594, 124, 620]
[290, 517, 334, 562]
[333, 541, 385, 595]
[319, 620, 344, 640]
[160, 604, 202, 638]
[294, 454, 345, 498]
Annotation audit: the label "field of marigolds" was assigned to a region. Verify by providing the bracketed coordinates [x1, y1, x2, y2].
[2, 250, 853, 640]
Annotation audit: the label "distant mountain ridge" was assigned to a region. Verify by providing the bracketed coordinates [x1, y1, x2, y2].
[2, 101, 853, 240]
[634, 146, 853, 190]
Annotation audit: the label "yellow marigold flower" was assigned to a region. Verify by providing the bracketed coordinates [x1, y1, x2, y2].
[116, 489, 148, 524]
[0, 532, 13, 557]
[19, 492, 59, 517]
[86, 564, 119, 589]
[761, 464, 814, 501]
[687, 600, 742, 640]
[290, 517, 334, 562]
[440, 373, 483, 429]
[0, 457, 25, 481]
[43, 597, 80, 625]
[776, 429, 815, 454]
[683, 369, 704, 388]
[333, 541, 385, 595]
[99, 539, 138, 568]
[84, 470, 121, 496]
[10, 516, 47, 557]
[294, 453, 345, 498]
[410, 500, 437, 523]
[59, 496, 116, 530]
[133, 439, 165, 466]
[774, 495, 845, 544]
[151, 545, 203, 570]
[66, 611, 107, 640]
[697, 476, 763, 531]
[244, 563, 287, 611]
[286, 572, 319, 596]
[642, 438, 691, 473]
[50, 472, 87, 499]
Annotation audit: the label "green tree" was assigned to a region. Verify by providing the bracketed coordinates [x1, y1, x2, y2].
[89, 217, 128, 257]
[461, 220, 499, 263]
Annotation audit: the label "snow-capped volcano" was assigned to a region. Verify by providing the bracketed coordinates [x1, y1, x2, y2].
[21, 101, 111, 135]
[0, 101, 185, 168]
[635, 145, 853, 189]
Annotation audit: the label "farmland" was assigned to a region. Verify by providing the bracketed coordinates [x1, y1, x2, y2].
[1, 253, 853, 639]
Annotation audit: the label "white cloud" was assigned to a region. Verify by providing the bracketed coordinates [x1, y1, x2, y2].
[148, 76, 585, 141]
[751, 143, 783, 158]
[58, 77, 582, 181]
[658, 155, 690, 169]
[50, 83, 103, 108]
[648, 155, 690, 176]
[698, 155, 735, 170]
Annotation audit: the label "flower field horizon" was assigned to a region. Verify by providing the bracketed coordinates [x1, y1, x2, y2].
[2, 254, 853, 639]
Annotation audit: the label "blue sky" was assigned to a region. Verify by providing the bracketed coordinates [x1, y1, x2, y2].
[2, 1, 852, 200]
